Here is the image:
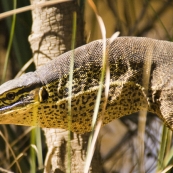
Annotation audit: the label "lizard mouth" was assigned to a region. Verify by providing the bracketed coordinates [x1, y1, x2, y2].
[0, 99, 34, 114]
[0, 88, 42, 114]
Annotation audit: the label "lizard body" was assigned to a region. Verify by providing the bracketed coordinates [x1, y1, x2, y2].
[0, 37, 173, 133]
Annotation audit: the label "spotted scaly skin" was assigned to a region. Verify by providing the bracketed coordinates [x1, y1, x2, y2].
[0, 37, 173, 134]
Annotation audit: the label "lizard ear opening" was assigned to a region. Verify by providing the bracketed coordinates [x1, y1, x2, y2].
[39, 87, 48, 102]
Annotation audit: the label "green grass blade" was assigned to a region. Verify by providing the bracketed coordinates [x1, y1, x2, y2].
[36, 127, 44, 170]
[1, 0, 17, 84]
[67, 11, 77, 173]
[30, 128, 36, 173]
[157, 125, 169, 171]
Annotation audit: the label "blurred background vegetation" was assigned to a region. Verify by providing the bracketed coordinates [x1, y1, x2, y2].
[0, 0, 173, 172]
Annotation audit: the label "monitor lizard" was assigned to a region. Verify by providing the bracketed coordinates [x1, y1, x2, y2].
[0, 37, 172, 134]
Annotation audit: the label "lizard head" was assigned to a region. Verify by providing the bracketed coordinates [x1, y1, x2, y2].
[0, 72, 43, 126]
[0, 71, 94, 133]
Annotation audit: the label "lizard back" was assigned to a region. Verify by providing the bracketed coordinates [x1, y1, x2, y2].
[0, 37, 173, 133]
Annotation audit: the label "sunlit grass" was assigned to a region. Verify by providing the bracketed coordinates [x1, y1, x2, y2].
[0, 131, 22, 173]
[1, 0, 173, 172]
[67, 11, 77, 173]
[0, 0, 72, 20]
[84, 0, 107, 172]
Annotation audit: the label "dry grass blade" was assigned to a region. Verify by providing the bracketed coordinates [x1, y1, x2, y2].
[10, 127, 34, 147]
[0, 167, 14, 173]
[157, 165, 173, 173]
[85, 32, 120, 173]
[67, 11, 77, 173]
[15, 58, 34, 78]
[84, 1, 121, 173]
[84, 1, 106, 172]
[8, 153, 24, 169]
[0, 131, 22, 173]
[0, 0, 72, 19]
[148, 2, 171, 40]
[137, 41, 154, 173]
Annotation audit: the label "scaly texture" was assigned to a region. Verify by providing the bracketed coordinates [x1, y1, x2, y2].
[0, 37, 173, 133]
[29, 1, 102, 173]
[29, 0, 102, 173]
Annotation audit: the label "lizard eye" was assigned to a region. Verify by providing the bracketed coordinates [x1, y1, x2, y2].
[6, 92, 15, 100]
